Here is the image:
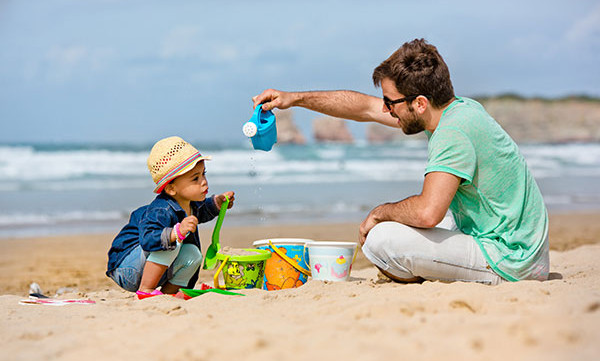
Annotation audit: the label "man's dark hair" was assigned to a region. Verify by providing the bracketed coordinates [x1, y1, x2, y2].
[373, 39, 455, 108]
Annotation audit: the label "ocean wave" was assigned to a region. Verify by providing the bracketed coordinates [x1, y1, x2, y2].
[0, 210, 124, 227]
[1, 143, 599, 192]
[0, 146, 148, 181]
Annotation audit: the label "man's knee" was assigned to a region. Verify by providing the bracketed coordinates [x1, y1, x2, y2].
[362, 222, 424, 282]
[364, 221, 417, 256]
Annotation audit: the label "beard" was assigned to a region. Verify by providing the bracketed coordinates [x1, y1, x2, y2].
[393, 107, 426, 135]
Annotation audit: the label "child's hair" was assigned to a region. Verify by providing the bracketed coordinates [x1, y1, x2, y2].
[146, 136, 211, 193]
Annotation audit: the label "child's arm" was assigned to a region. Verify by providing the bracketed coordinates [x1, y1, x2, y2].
[139, 208, 179, 252]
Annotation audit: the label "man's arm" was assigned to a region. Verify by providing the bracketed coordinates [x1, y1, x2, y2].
[252, 89, 400, 128]
[359, 172, 461, 244]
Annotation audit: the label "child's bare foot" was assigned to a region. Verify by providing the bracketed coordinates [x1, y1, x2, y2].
[160, 282, 180, 294]
[138, 287, 158, 294]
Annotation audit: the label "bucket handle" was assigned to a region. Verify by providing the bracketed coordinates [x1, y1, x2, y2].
[213, 255, 230, 289]
[251, 105, 260, 126]
[268, 241, 311, 277]
[256, 104, 275, 127]
[350, 244, 358, 270]
[253, 104, 266, 126]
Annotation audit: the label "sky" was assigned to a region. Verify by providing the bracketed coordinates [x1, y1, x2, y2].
[0, 0, 599, 144]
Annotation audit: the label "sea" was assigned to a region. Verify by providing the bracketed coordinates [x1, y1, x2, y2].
[1, 141, 599, 238]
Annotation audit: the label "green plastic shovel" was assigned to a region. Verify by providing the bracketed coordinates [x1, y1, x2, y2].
[203, 195, 229, 270]
[180, 288, 243, 297]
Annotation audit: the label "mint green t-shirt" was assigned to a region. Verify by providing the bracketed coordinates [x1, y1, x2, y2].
[425, 97, 549, 282]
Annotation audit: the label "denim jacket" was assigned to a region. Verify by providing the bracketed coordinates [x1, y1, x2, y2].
[106, 192, 219, 281]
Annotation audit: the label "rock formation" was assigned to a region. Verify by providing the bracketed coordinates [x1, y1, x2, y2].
[479, 97, 600, 143]
[364, 96, 600, 143]
[274, 109, 306, 145]
[366, 122, 427, 143]
[366, 122, 396, 143]
[312, 116, 354, 143]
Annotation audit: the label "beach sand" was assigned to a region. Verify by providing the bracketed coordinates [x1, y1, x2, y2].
[1, 212, 599, 360]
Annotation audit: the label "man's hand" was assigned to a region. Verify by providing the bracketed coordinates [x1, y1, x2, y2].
[252, 89, 296, 111]
[215, 191, 235, 210]
[358, 172, 461, 245]
[359, 205, 383, 245]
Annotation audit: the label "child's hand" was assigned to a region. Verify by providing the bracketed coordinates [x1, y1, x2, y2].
[179, 215, 199, 235]
[215, 191, 235, 210]
[171, 215, 198, 244]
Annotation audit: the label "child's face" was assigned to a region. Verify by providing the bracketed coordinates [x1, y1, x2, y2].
[169, 161, 208, 202]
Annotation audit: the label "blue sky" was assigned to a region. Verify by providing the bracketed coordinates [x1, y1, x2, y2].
[1, 0, 599, 144]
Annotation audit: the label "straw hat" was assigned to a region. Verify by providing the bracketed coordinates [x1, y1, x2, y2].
[147, 136, 211, 193]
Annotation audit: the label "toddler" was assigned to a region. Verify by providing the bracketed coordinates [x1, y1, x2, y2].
[106, 136, 234, 295]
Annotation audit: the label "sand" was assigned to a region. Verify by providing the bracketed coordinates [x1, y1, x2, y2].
[1, 212, 599, 361]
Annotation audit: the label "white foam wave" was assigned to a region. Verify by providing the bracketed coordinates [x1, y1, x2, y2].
[0, 147, 148, 181]
[521, 143, 600, 168]
[0, 210, 124, 227]
[1, 143, 599, 192]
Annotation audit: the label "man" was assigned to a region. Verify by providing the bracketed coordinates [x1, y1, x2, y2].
[252, 38, 549, 284]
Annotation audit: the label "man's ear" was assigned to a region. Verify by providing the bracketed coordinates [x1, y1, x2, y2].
[415, 95, 429, 114]
[164, 183, 176, 196]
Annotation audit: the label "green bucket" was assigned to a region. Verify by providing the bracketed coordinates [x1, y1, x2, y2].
[214, 249, 271, 290]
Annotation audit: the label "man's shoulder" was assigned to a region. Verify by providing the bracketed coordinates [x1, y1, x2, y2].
[437, 97, 502, 140]
[442, 97, 487, 123]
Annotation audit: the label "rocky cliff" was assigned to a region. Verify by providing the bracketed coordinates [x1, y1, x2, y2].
[312, 116, 354, 143]
[275, 97, 600, 144]
[366, 96, 600, 143]
[366, 122, 427, 143]
[274, 109, 306, 145]
[479, 96, 600, 143]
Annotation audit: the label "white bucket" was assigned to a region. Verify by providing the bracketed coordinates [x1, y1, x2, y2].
[306, 241, 358, 281]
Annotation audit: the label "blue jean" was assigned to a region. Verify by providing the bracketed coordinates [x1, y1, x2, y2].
[107, 244, 203, 292]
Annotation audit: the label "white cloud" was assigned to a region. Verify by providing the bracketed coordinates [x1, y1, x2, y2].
[47, 46, 88, 67]
[159, 25, 244, 64]
[40, 45, 116, 83]
[214, 44, 239, 63]
[565, 3, 600, 43]
[89, 48, 116, 71]
[159, 26, 202, 59]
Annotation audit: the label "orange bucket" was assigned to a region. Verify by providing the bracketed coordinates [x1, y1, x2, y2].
[252, 238, 313, 291]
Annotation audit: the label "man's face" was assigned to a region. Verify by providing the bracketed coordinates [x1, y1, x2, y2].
[381, 78, 426, 135]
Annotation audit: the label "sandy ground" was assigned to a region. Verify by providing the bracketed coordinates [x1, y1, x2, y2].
[1, 212, 599, 361]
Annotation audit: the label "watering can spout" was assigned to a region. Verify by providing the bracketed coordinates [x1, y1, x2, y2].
[243, 105, 277, 151]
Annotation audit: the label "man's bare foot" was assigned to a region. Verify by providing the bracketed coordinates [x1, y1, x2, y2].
[377, 267, 424, 283]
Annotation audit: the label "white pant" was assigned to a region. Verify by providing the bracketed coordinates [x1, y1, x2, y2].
[362, 217, 504, 285]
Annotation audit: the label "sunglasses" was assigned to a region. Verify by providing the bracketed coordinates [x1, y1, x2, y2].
[383, 95, 430, 110]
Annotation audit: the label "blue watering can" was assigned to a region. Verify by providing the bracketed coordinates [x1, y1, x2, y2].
[242, 105, 277, 151]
